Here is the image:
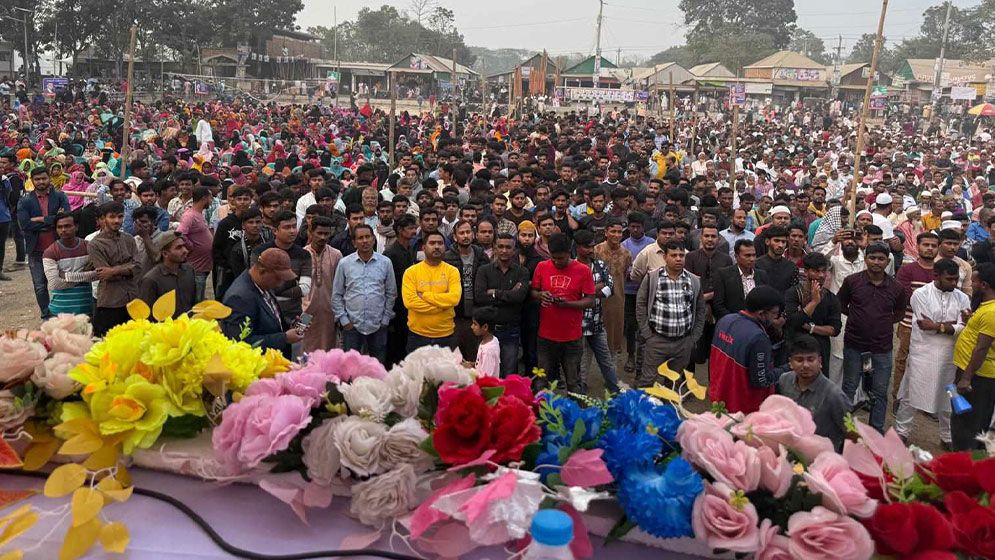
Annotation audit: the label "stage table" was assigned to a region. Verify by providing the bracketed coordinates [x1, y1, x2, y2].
[0, 468, 702, 559]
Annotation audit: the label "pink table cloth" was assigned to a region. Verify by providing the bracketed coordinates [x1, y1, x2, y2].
[0, 468, 701, 559]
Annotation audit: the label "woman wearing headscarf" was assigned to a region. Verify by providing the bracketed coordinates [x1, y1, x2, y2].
[64, 171, 90, 211]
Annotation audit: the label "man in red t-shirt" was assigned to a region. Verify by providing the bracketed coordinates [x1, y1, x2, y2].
[531, 233, 594, 393]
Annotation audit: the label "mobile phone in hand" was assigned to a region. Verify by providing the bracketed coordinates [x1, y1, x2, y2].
[294, 313, 313, 335]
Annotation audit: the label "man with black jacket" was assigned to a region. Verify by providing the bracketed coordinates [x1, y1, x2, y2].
[384, 215, 419, 366]
[211, 186, 253, 299]
[475, 233, 532, 377]
[714, 239, 771, 319]
[443, 219, 490, 361]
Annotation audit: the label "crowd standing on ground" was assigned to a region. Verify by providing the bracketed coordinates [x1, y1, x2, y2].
[4, 88, 995, 454]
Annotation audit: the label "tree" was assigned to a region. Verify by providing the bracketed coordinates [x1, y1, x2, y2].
[407, 0, 436, 25]
[687, 26, 777, 73]
[207, 0, 304, 47]
[679, 0, 797, 50]
[647, 45, 696, 68]
[37, 0, 114, 68]
[309, 5, 476, 67]
[788, 29, 829, 65]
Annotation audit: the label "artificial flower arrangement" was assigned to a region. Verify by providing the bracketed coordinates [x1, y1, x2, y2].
[0, 291, 290, 560]
[0, 314, 95, 440]
[853, 424, 995, 559]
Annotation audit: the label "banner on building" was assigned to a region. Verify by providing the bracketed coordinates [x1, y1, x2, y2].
[950, 86, 979, 100]
[562, 87, 640, 103]
[772, 68, 825, 82]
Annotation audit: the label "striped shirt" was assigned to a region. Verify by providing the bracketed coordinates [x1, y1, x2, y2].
[42, 239, 97, 315]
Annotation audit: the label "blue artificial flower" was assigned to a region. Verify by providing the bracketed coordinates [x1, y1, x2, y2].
[606, 390, 647, 432]
[598, 427, 662, 479]
[535, 434, 568, 481]
[562, 402, 605, 444]
[637, 398, 682, 444]
[616, 458, 703, 538]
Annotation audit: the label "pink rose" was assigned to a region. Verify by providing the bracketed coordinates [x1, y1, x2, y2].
[677, 412, 744, 446]
[244, 378, 284, 398]
[295, 349, 385, 383]
[691, 482, 760, 553]
[40, 314, 92, 337]
[212, 394, 313, 473]
[31, 352, 81, 399]
[731, 396, 834, 461]
[278, 370, 329, 405]
[757, 445, 793, 498]
[787, 506, 874, 560]
[44, 329, 93, 356]
[682, 424, 760, 491]
[803, 452, 877, 518]
[0, 337, 47, 384]
[756, 519, 792, 560]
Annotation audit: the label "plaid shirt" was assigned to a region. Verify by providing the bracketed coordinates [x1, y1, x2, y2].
[582, 258, 613, 335]
[649, 269, 695, 337]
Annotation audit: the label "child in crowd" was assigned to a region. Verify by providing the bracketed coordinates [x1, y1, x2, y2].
[466, 306, 501, 378]
[776, 335, 851, 450]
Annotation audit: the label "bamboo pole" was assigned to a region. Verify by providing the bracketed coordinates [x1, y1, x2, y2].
[847, 0, 890, 227]
[668, 72, 675, 141]
[388, 71, 396, 169]
[118, 25, 138, 178]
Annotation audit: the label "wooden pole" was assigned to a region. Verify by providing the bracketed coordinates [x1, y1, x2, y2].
[118, 25, 138, 179]
[668, 71, 675, 141]
[452, 47, 459, 139]
[388, 70, 396, 168]
[730, 104, 739, 172]
[847, 0, 889, 227]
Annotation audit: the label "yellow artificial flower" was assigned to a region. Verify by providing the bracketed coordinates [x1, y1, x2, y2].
[142, 316, 217, 368]
[154, 327, 229, 416]
[87, 375, 174, 455]
[222, 342, 267, 392]
[68, 353, 118, 397]
[259, 348, 291, 378]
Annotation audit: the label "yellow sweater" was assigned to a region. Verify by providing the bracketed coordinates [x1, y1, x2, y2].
[402, 260, 462, 338]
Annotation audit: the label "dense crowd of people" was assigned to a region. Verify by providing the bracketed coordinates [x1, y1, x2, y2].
[3, 89, 995, 454]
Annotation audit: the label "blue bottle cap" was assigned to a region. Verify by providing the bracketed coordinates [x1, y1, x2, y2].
[530, 509, 573, 547]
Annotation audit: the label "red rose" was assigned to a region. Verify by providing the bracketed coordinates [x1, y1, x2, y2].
[475, 375, 535, 408]
[865, 502, 954, 556]
[433, 385, 494, 465]
[972, 457, 995, 495]
[945, 491, 995, 558]
[488, 396, 541, 463]
[926, 452, 983, 495]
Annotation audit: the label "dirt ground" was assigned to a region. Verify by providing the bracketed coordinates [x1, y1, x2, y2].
[0, 239, 945, 455]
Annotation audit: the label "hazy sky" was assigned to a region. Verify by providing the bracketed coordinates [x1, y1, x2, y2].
[298, 0, 977, 60]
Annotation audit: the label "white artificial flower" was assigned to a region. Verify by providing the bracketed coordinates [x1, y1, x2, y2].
[339, 377, 393, 422]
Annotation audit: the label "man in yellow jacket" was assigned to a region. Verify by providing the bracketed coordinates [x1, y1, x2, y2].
[402, 230, 462, 352]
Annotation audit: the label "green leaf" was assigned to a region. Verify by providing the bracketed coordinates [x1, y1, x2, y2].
[520, 442, 540, 471]
[546, 473, 562, 488]
[569, 418, 586, 449]
[605, 516, 636, 544]
[557, 445, 571, 465]
[481, 385, 505, 404]
[418, 382, 441, 427]
[419, 434, 439, 459]
[160, 415, 209, 439]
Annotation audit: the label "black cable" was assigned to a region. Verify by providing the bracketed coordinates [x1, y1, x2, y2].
[5, 470, 422, 560]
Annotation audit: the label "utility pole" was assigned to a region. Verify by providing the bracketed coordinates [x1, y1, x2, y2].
[847, 0, 889, 227]
[668, 71, 675, 142]
[388, 71, 396, 168]
[53, 19, 59, 75]
[832, 35, 843, 99]
[932, 1, 953, 111]
[119, 25, 138, 179]
[593, 0, 604, 87]
[452, 46, 459, 138]
[616, 48, 621, 66]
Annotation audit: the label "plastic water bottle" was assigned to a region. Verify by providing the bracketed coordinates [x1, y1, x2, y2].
[524, 509, 575, 560]
[947, 383, 973, 415]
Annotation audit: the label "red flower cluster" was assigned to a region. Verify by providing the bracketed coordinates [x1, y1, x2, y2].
[432, 376, 541, 466]
[863, 452, 995, 559]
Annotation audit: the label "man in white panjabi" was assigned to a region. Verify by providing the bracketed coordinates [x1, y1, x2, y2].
[894, 258, 971, 449]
